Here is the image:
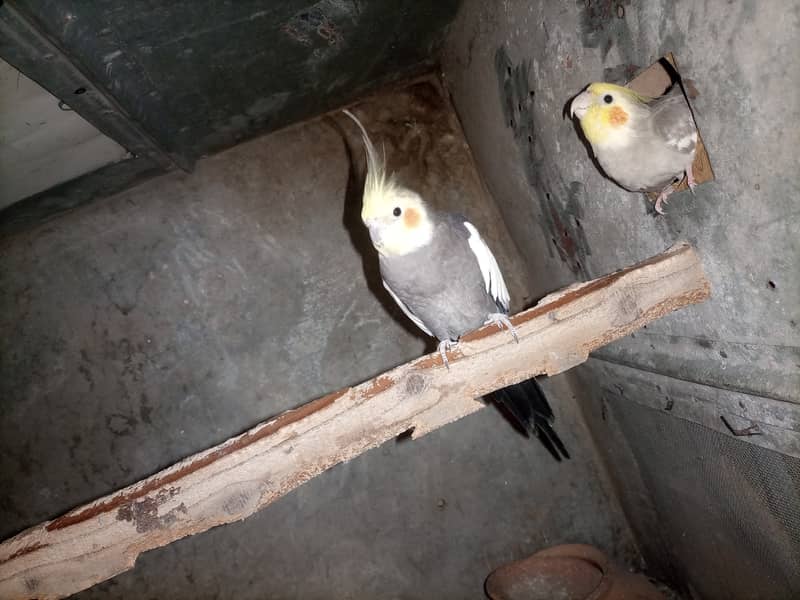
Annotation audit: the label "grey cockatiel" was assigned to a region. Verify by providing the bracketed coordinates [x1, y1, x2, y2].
[343, 109, 569, 461]
[569, 80, 698, 214]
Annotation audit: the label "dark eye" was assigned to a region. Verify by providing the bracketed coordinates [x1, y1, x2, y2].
[393, 207, 402, 217]
[603, 94, 613, 104]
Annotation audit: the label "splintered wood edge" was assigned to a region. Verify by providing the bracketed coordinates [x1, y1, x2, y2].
[627, 53, 715, 199]
[0, 243, 710, 600]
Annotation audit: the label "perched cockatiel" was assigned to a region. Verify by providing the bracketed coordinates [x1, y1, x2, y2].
[343, 109, 569, 461]
[569, 82, 698, 214]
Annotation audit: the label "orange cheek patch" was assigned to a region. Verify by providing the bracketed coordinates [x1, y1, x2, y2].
[608, 106, 628, 126]
[403, 207, 421, 229]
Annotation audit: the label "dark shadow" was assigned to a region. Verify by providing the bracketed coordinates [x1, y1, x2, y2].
[562, 87, 614, 188]
[395, 426, 416, 443]
[488, 377, 569, 461]
[487, 395, 529, 438]
[325, 115, 435, 350]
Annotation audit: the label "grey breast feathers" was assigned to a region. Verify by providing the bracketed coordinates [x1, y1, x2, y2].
[379, 213, 501, 342]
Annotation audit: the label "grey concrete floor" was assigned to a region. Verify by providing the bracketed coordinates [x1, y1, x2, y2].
[0, 80, 635, 598]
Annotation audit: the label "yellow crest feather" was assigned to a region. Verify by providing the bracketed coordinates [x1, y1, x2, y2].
[343, 109, 397, 220]
[342, 109, 434, 256]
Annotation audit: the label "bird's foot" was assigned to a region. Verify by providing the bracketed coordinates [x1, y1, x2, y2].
[686, 163, 697, 195]
[653, 184, 676, 215]
[437, 339, 457, 370]
[485, 312, 519, 343]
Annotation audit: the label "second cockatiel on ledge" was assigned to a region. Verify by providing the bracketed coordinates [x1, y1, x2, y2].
[570, 82, 698, 214]
[343, 109, 569, 461]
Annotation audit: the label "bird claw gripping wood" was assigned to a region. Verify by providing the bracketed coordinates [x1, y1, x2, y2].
[437, 339, 457, 370]
[485, 312, 520, 343]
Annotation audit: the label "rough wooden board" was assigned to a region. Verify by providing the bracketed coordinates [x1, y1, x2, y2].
[0, 243, 710, 600]
[626, 53, 715, 198]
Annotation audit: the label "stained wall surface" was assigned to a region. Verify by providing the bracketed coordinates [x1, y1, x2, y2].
[0, 0, 464, 227]
[0, 80, 636, 599]
[8, 0, 462, 161]
[442, 1, 800, 598]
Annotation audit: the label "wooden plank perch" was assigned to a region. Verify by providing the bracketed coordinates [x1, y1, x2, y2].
[0, 243, 710, 599]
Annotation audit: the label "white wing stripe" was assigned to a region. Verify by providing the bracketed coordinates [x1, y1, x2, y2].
[463, 221, 510, 311]
[382, 279, 433, 337]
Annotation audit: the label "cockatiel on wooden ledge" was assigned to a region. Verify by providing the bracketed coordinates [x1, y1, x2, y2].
[570, 81, 698, 214]
[343, 109, 569, 461]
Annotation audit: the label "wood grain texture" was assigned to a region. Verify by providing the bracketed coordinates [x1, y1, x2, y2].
[627, 53, 715, 198]
[0, 243, 710, 599]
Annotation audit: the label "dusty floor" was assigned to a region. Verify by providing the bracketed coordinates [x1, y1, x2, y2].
[0, 80, 635, 598]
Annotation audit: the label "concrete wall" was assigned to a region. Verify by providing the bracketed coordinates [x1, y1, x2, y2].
[442, 1, 800, 598]
[0, 79, 635, 598]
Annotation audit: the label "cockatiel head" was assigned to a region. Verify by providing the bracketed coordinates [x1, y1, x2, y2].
[343, 110, 434, 257]
[569, 83, 651, 150]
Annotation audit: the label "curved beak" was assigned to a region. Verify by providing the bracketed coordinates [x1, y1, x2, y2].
[569, 91, 592, 119]
[363, 218, 384, 250]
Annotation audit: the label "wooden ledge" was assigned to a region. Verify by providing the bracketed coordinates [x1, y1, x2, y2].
[0, 243, 710, 599]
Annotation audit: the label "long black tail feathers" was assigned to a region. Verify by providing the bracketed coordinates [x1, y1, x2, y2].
[490, 377, 570, 462]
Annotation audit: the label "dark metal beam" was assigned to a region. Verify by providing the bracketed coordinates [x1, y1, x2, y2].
[0, 1, 191, 172]
[0, 155, 163, 237]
